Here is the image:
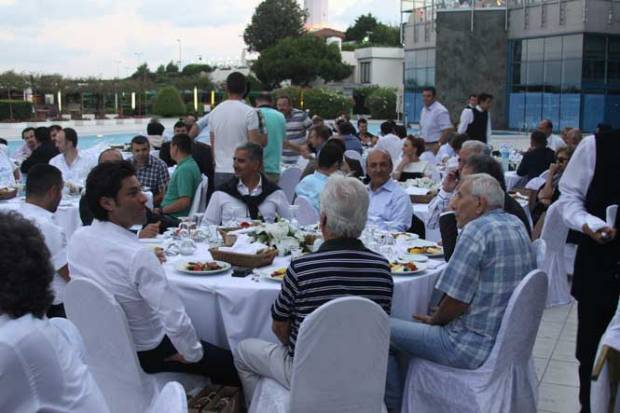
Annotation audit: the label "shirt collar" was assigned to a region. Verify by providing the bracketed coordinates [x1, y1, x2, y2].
[132, 155, 153, 168]
[369, 178, 396, 194]
[177, 156, 192, 166]
[22, 202, 53, 219]
[313, 170, 329, 180]
[318, 238, 368, 253]
[92, 219, 139, 242]
[237, 174, 263, 196]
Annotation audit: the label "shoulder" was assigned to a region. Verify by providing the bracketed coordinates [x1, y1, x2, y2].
[49, 153, 62, 164]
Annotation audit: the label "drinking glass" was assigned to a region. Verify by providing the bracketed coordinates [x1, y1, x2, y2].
[289, 205, 300, 229]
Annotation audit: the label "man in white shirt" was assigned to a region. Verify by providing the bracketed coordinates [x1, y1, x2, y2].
[419, 87, 453, 154]
[457, 93, 493, 143]
[12, 127, 37, 162]
[0, 145, 19, 188]
[18, 164, 70, 318]
[207, 72, 265, 189]
[374, 121, 403, 166]
[538, 119, 566, 151]
[0, 211, 108, 413]
[49, 128, 95, 185]
[366, 149, 413, 232]
[68, 161, 240, 385]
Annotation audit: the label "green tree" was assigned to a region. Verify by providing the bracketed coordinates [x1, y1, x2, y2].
[370, 24, 401, 46]
[243, 0, 307, 53]
[152, 86, 186, 117]
[181, 64, 214, 76]
[252, 35, 353, 88]
[345, 13, 378, 42]
[156, 65, 166, 76]
[131, 63, 155, 81]
[367, 87, 397, 119]
[165, 61, 179, 73]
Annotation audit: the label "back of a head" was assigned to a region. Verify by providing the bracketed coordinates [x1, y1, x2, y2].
[26, 164, 63, 198]
[171, 133, 192, 154]
[256, 91, 273, 105]
[226, 72, 247, 95]
[35, 126, 51, 143]
[85, 160, 136, 222]
[451, 133, 469, 152]
[327, 137, 346, 153]
[380, 121, 394, 136]
[97, 148, 123, 164]
[318, 141, 344, 169]
[462, 173, 505, 210]
[464, 154, 507, 191]
[530, 130, 547, 148]
[320, 175, 369, 239]
[63, 128, 78, 148]
[147, 121, 165, 136]
[311, 125, 332, 142]
[461, 140, 490, 156]
[394, 124, 407, 139]
[337, 121, 356, 136]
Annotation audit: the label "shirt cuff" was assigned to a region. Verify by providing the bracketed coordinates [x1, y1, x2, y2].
[438, 188, 453, 199]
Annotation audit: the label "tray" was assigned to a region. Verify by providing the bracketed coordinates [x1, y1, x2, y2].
[209, 247, 277, 268]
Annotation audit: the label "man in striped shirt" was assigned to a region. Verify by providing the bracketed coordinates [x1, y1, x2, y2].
[234, 175, 394, 404]
[277, 95, 313, 164]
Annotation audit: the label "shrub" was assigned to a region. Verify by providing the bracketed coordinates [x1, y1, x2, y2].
[367, 87, 396, 119]
[0, 100, 33, 121]
[352, 85, 380, 114]
[152, 86, 186, 117]
[303, 88, 353, 119]
[273, 86, 303, 108]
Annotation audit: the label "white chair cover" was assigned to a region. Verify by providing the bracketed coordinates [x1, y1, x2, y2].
[591, 302, 620, 413]
[294, 195, 319, 225]
[188, 175, 209, 216]
[250, 297, 391, 413]
[150, 381, 188, 413]
[526, 176, 546, 191]
[344, 150, 365, 175]
[402, 270, 548, 413]
[64, 278, 207, 413]
[532, 239, 547, 270]
[540, 201, 572, 307]
[278, 167, 303, 204]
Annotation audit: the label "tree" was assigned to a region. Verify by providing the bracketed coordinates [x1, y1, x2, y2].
[131, 63, 155, 81]
[369, 24, 401, 46]
[156, 65, 166, 76]
[152, 86, 186, 117]
[165, 61, 179, 73]
[181, 64, 214, 76]
[243, 0, 307, 53]
[252, 35, 353, 88]
[345, 13, 379, 42]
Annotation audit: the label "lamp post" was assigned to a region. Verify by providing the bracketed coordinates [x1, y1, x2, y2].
[176, 39, 182, 70]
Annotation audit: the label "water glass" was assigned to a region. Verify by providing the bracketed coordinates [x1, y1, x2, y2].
[289, 205, 300, 229]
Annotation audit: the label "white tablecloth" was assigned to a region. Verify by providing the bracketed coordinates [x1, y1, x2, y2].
[164, 243, 444, 350]
[505, 171, 527, 192]
[0, 196, 82, 238]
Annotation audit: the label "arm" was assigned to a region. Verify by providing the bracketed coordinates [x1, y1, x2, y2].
[209, 131, 215, 167]
[271, 266, 298, 344]
[516, 153, 528, 177]
[189, 114, 209, 139]
[392, 191, 414, 231]
[272, 320, 291, 346]
[537, 164, 558, 204]
[457, 108, 472, 134]
[415, 295, 468, 325]
[487, 112, 492, 140]
[248, 129, 266, 147]
[160, 197, 191, 215]
[204, 192, 222, 225]
[391, 156, 410, 180]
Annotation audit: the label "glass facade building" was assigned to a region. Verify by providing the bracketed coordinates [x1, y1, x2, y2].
[404, 48, 436, 123]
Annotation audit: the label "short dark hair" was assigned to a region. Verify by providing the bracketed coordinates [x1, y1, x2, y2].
[380, 121, 395, 135]
[26, 164, 63, 197]
[236, 142, 263, 162]
[469, 94, 477, 99]
[85, 160, 136, 221]
[34, 127, 50, 143]
[147, 121, 165, 136]
[226, 72, 247, 95]
[0, 211, 54, 319]
[405, 135, 426, 156]
[0, 138, 7, 146]
[463, 154, 507, 191]
[450, 133, 469, 152]
[541, 119, 553, 130]
[318, 141, 344, 169]
[171, 133, 192, 154]
[531, 130, 548, 147]
[63, 127, 78, 147]
[422, 86, 437, 97]
[131, 135, 149, 147]
[256, 92, 273, 103]
[173, 120, 187, 130]
[49, 125, 62, 133]
[310, 125, 332, 142]
[21, 127, 35, 139]
[337, 121, 356, 136]
[326, 137, 346, 153]
[477, 93, 493, 103]
[394, 124, 407, 139]
[357, 118, 368, 125]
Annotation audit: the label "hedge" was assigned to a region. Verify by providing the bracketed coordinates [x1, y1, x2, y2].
[302, 88, 353, 119]
[352, 85, 379, 114]
[0, 100, 33, 121]
[152, 86, 186, 117]
[367, 87, 397, 119]
[273, 86, 303, 108]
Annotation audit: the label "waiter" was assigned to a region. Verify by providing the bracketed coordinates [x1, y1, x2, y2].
[419, 86, 453, 156]
[558, 129, 620, 413]
[457, 93, 493, 143]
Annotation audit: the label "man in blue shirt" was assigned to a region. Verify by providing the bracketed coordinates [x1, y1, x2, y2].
[295, 142, 344, 212]
[384, 173, 535, 411]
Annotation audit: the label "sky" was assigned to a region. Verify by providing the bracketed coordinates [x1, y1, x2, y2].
[0, 0, 401, 79]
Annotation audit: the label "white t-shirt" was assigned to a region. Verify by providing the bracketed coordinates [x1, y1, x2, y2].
[208, 100, 259, 174]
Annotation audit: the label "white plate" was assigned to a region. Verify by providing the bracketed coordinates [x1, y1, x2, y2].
[390, 262, 427, 275]
[175, 260, 231, 275]
[400, 253, 429, 262]
[255, 268, 287, 283]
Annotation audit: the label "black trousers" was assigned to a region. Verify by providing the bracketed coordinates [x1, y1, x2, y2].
[137, 335, 240, 386]
[47, 303, 66, 318]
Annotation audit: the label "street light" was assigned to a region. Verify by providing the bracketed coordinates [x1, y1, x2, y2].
[176, 39, 182, 70]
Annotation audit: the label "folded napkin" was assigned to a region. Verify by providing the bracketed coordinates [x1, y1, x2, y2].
[218, 234, 268, 254]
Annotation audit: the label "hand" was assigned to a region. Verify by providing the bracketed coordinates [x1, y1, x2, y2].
[272, 320, 290, 346]
[164, 352, 188, 364]
[139, 222, 160, 239]
[413, 314, 433, 324]
[154, 247, 167, 264]
[442, 170, 458, 192]
[583, 224, 617, 245]
[548, 163, 560, 176]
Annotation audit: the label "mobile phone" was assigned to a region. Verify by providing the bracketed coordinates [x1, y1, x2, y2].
[231, 266, 252, 277]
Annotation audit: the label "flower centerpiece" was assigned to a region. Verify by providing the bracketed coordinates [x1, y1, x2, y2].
[250, 220, 317, 255]
[404, 177, 438, 191]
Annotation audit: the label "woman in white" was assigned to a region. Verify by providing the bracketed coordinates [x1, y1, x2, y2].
[205, 142, 290, 225]
[392, 136, 439, 182]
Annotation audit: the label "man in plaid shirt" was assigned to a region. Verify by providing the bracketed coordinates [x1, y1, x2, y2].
[385, 173, 536, 411]
[130, 135, 169, 206]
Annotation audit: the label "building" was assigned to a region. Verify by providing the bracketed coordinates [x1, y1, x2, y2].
[305, 0, 329, 30]
[402, 0, 620, 131]
[351, 47, 405, 88]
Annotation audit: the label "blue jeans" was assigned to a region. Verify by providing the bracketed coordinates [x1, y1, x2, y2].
[385, 317, 461, 412]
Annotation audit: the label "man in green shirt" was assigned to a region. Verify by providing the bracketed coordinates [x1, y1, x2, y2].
[255, 92, 286, 184]
[156, 134, 202, 218]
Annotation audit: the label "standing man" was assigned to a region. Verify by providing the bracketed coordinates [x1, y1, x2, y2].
[207, 72, 264, 188]
[49, 128, 96, 184]
[538, 119, 566, 151]
[419, 87, 453, 156]
[256, 92, 286, 184]
[559, 129, 620, 413]
[129, 135, 170, 207]
[277, 95, 312, 165]
[457, 93, 493, 143]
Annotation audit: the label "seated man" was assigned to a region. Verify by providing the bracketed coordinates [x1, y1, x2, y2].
[68, 161, 239, 385]
[0, 211, 108, 412]
[49, 128, 96, 184]
[385, 173, 535, 411]
[20, 127, 60, 174]
[12, 127, 37, 162]
[517, 130, 556, 182]
[154, 134, 202, 218]
[205, 143, 289, 225]
[234, 175, 394, 404]
[295, 141, 344, 212]
[366, 149, 413, 232]
[129, 135, 169, 206]
[19, 164, 70, 318]
[146, 120, 165, 150]
[0, 144, 19, 188]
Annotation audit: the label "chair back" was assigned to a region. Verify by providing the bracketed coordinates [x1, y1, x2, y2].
[344, 150, 365, 175]
[531, 239, 547, 269]
[64, 278, 153, 413]
[150, 382, 188, 413]
[278, 167, 302, 204]
[294, 195, 319, 225]
[540, 202, 572, 307]
[482, 270, 547, 379]
[289, 297, 390, 413]
[438, 211, 457, 262]
[189, 175, 209, 215]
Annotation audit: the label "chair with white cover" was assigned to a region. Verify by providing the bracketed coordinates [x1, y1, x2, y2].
[591, 301, 620, 413]
[188, 175, 209, 216]
[250, 296, 390, 413]
[64, 278, 207, 413]
[532, 239, 547, 270]
[150, 382, 188, 413]
[344, 149, 365, 175]
[278, 167, 302, 204]
[525, 176, 546, 191]
[539, 201, 572, 307]
[402, 269, 548, 413]
[293, 195, 319, 226]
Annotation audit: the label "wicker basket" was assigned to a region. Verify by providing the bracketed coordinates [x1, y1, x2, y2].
[218, 227, 240, 247]
[0, 188, 17, 200]
[209, 247, 277, 268]
[410, 192, 436, 204]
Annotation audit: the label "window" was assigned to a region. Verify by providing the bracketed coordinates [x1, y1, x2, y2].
[360, 62, 371, 84]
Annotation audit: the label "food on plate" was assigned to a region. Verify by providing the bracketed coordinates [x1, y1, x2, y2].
[407, 246, 443, 256]
[270, 267, 287, 280]
[185, 261, 223, 272]
[239, 221, 252, 229]
[389, 261, 418, 273]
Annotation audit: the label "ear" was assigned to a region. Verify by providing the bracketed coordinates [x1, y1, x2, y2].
[319, 213, 327, 232]
[477, 196, 488, 215]
[99, 196, 116, 214]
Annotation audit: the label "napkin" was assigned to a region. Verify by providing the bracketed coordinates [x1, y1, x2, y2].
[219, 234, 268, 254]
[607, 205, 618, 228]
[405, 186, 430, 196]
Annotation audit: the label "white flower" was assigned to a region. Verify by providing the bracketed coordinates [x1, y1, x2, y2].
[275, 236, 301, 255]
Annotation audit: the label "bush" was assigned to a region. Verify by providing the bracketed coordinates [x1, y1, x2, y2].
[303, 88, 353, 119]
[352, 85, 379, 114]
[0, 100, 33, 121]
[273, 86, 303, 108]
[152, 86, 186, 117]
[367, 87, 396, 119]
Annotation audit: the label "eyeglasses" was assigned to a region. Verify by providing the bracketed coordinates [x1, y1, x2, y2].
[557, 157, 569, 163]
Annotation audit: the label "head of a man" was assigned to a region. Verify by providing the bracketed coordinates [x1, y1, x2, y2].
[458, 140, 490, 173]
[537, 119, 553, 138]
[255, 91, 273, 108]
[130, 135, 150, 164]
[312, 115, 324, 127]
[276, 95, 291, 117]
[461, 154, 507, 191]
[530, 130, 548, 149]
[146, 121, 165, 137]
[184, 114, 197, 127]
[422, 86, 437, 107]
[319, 175, 369, 241]
[170, 134, 192, 163]
[566, 128, 582, 148]
[171, 120, 187, 136]
[49, 125, 62, 143]
[25, 164, 63, 213]
[308, 125, 332, 152]
[379, 121, 395, 136]
[358, 118, 368, 134]
[366, 149, 392, 189]
[477, 93, 493, 111]
[468, 94, 478, 107]
[85, 160, 147, 228]
[98, 148, 123, 164]
[55, 128, 78, 153]
[317, 141, 344, 175]
[22, 127, 36, 150]
[0, 211, 54, 319]
[450, 173, 505, 228]
[34, 127, 51, 146]
[233, 142, 262, 181]
[555, 146, 574, 173]
[226, 72, 247, 97]
[337, 121, 356, 137]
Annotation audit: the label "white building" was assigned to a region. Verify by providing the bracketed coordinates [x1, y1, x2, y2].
[350, 47, 404, 89]
[304, 0, 329, 30]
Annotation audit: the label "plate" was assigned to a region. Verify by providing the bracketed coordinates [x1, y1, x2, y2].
[256, 267, 287, 282]
[407, 246, 444, 257]
[400, 253, 429, 262]
[175, 260, 231, 275]
[390, 261, 427, 275]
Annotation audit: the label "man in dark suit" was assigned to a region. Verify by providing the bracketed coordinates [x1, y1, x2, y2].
[20, 127, 60, 174]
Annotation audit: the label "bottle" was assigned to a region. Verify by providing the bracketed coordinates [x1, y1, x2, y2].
[500, 145, 510, 172]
